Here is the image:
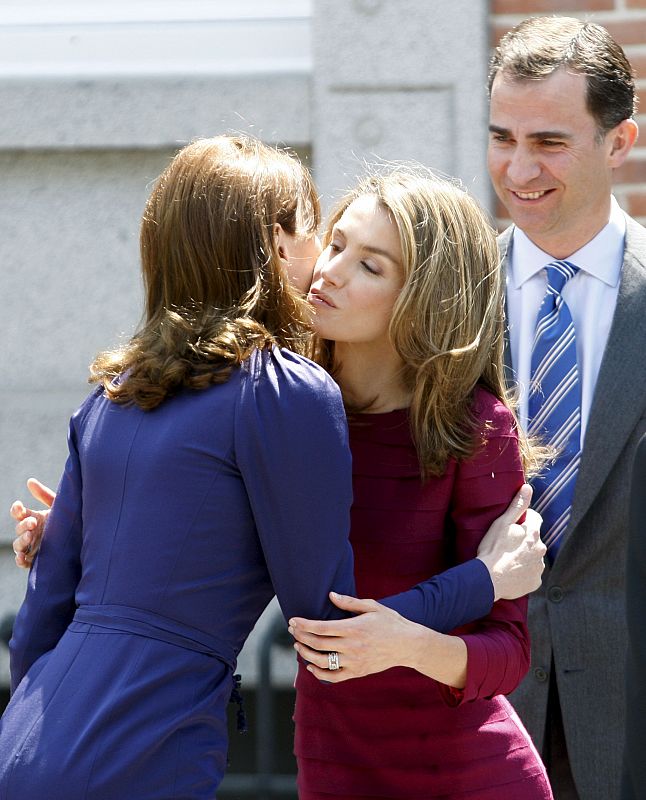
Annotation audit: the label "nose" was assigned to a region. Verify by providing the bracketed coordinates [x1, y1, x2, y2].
[318, 247, 346, 286]
[506, 145, 541, 186]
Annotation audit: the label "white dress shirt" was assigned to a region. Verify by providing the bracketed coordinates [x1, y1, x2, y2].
[506, 196, 626, 443]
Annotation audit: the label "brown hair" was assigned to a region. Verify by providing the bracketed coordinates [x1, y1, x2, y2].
[90, 135, 320, 408]
[488, 16, 636, 138]
[316, 167, 539, 478]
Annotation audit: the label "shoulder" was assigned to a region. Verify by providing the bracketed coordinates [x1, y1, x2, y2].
[239, 346, 343, 415]
[471, 386, 518, 441]
[244, 346, 339, 393]
[624, 214, 646, 265]
[70, 385, 105, 427]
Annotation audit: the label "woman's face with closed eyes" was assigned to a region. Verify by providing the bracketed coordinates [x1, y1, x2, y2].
[307, 195, 404, 348]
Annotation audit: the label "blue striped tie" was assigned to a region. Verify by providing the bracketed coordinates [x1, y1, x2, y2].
[528, 260, 581, 561]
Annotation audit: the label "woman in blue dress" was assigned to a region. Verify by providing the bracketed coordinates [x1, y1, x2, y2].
[0, 136, 523, 800]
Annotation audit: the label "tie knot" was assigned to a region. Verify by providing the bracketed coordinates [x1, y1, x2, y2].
[545, 260, 579, 294]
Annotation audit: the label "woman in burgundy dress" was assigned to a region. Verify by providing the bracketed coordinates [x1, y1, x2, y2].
[292, 169, 553, 799]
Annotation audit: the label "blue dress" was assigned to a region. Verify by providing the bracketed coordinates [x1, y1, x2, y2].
[0, 347, 493, 800]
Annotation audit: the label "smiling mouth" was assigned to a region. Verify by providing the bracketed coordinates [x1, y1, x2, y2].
[511, 189, 551, 200]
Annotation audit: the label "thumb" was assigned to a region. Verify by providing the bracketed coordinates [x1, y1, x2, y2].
[501, 483, 532, 525]
[27, 478, 56, 509]
[329, 592, 378, 614]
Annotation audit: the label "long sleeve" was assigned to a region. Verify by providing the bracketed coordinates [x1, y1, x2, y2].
[439, 390, 530, 705]
[9, 392, 98, 693]
[234, 348, 356, 624]
[378, 558, 494, 633]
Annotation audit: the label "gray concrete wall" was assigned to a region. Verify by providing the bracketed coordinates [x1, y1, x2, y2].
[311, 0, 490, 209]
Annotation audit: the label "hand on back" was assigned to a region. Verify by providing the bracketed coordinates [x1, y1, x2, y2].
[10, 478, 55, 569]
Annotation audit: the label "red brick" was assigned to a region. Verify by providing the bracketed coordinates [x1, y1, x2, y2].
[625, 192, 646, 216]
[493, 17, 646, 49]
[626, 51, 646, 78]
[599, 20, 646, 48]
[626, 0, 646, 8]
[492, 0, 613, 12]
[614, 153, 646, 183]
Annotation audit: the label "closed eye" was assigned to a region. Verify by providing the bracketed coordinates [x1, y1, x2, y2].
[361, 261, 379, 275]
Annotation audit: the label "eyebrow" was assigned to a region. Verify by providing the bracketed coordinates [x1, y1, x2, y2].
[488, 124, 572, 140]
[333, 225, 401, 266]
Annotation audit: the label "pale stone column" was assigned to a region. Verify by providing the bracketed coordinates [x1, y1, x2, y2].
[311, 0, 491, 209]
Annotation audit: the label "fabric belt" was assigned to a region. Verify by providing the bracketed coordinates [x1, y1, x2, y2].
[71, 604, 236, 670]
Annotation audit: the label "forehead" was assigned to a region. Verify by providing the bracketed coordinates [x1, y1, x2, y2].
[340, 195, 398, 240]
[489, 68, 597, 135]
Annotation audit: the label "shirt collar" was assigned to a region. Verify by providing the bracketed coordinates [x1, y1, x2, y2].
[509, 196, 626, 289]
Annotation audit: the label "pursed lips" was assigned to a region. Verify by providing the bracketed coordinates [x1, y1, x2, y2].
[308, 287, 337, 308]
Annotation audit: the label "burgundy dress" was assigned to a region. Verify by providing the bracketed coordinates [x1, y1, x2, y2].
[294, 388, 552, 800]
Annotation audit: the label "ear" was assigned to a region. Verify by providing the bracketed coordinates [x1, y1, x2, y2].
[273, 223, 290, 264]
[607, 119, 639, 168]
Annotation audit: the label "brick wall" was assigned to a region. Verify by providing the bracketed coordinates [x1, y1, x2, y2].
[490, 0, 646, 226]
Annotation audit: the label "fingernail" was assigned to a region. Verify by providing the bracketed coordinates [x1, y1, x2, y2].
[330, 591, 339, 599]
[287, 626, 293, 635]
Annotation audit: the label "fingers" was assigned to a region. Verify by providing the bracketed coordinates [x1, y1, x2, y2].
[288, 615, 355, 637]
[294, 642, 333, 668]
[523, 508, 543, 541]
[295, 645, 356, 683]
[305, 663, 352, 683]
[328, 592, 379, 614]
[27, 478, 56, 509]
[10, 500, 28, 522]
[289, 627, 340, 651]
[13, 529, 35, 569]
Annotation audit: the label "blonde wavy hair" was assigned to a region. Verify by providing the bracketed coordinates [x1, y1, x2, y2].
[90, 135, 320, 409]
[316, 166, 539, 478]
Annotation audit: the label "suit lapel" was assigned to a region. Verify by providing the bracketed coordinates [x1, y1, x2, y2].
[568, 216, 646, 532]
[499, 227, 515, 383]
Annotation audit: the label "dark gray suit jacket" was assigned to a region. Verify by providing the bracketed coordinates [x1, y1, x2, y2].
[621, 432, 646, 800]
[499, 216, 646, 800]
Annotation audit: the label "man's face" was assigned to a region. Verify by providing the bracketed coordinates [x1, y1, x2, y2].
[487, 68, 628, 258]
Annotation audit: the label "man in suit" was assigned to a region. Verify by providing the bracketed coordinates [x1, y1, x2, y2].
[622, 432, 646, 800]
[488, 16, 646, 800]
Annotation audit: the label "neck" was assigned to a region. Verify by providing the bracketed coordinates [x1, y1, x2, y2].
[333, 341, 411, 413]
[528, 199, 612, 260]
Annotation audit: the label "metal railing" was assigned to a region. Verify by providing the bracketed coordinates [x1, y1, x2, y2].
[220, 609, 298, 798]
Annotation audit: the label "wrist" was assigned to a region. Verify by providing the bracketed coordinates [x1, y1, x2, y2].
[401, 623, 439, 672]
[476, 555, 500, 602]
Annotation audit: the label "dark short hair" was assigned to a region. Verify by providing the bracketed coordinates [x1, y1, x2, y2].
[488, 16, 636, 136]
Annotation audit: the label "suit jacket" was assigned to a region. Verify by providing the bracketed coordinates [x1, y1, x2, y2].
[621, 432, 646, 800]
[500, 216, 646, 800]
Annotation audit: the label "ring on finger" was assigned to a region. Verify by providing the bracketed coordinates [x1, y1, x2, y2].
[327, 651, 340, 671]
